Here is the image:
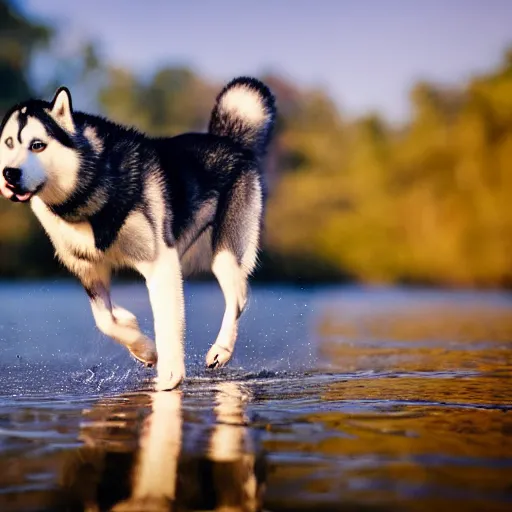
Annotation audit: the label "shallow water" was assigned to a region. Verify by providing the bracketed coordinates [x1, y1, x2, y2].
[0, 281, 511, 511]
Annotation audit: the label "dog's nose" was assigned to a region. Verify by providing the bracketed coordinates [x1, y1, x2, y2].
[3, 167, 21, 185]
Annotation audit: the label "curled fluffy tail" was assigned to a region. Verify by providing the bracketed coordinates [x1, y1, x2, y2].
[209, 76, 276, 155]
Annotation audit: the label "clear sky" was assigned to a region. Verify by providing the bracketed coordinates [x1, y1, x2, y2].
[21, 0, 512, 122]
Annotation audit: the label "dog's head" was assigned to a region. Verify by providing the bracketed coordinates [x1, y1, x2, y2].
[0, 87, 79, 204]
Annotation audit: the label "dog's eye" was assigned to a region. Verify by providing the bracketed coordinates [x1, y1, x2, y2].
[30, 140, 47, 153]
[5, 137, 13, 149]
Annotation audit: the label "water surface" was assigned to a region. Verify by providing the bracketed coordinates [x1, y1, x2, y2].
[0, 282, 511, 511]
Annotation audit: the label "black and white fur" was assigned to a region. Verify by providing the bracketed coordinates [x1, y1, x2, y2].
[0, 77, 276, 390]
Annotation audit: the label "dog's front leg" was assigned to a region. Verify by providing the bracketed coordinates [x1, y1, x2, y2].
[83, 266, 157, 366]
[137, 247, 186, 391]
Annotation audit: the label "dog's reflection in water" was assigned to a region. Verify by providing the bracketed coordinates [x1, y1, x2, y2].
[60, 382, 266, 512]
[112, 390, 182, 511]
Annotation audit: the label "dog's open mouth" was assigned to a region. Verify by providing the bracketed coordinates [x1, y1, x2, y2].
[5, 184, 35, 203]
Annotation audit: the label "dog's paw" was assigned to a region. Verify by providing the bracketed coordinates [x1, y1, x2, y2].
[205, 343, 233, 369]
[128, 336, 158, 368]
[155, 362, 185, 391]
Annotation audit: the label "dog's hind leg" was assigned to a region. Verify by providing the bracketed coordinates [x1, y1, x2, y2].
[206, 174, 263, 369]
[83, 265, 157, 366]
[206, 249, 248, 369]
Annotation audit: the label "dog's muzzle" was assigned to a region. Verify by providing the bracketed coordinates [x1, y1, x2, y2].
[2, 167, 35, 203]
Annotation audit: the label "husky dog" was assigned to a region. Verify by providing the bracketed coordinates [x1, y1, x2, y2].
[0, 77, 276, 390]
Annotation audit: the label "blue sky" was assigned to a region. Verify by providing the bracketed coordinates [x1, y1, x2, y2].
[21, 0, 512, 122]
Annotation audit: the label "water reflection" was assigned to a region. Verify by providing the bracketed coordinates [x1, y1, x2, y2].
[111, 391, 182, 511]
[60, 382, 264, 512]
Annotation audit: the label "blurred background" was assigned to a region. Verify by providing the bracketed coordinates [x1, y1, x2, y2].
[1, 0, 512, 288]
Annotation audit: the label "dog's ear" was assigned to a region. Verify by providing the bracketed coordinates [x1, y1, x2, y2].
[50, 87, 75, 133]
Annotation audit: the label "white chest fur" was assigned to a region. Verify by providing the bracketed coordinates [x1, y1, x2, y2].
[30, 197, 156, 276]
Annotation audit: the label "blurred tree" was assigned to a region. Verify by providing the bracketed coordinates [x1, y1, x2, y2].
[98, 66, 216, 136]
[0, 0, 51, 114]
[265, 48, 512, 286]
